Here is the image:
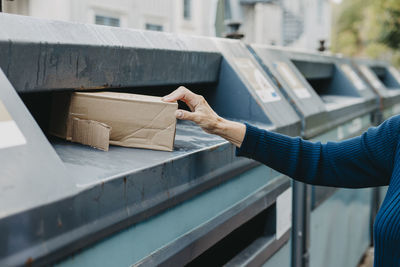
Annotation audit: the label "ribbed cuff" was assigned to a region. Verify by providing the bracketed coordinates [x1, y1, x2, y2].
[236, 123, 262, 158]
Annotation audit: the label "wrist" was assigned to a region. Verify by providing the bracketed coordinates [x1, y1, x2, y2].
[213, 117, 229, 136]
[214, 118, 246, 148]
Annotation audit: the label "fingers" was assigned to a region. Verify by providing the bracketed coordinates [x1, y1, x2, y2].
[175, 109, 198, 122]
[162, 86, 199, 111]
[162, 86, 188, 101]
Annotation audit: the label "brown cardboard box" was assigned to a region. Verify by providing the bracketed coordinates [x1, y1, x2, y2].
[49, 92, 178, 151]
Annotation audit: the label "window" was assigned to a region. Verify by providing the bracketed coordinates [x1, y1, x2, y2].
[145, 23, 163, 32]
[95, 15, 120, 27]
[183, 0, 191, 20]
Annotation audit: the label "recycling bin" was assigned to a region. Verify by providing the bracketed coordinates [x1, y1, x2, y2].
[249, 44, 378, 267]
[0, 14, 301, 267]
[353, 59, 400, 235]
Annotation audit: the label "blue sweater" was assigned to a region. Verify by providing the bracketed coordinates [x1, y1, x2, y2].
[236, 115, 400, 267]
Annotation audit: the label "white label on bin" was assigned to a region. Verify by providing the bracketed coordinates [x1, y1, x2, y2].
[276, 61, 312, 99]
[348, 118, 362, 135]
[234, 58, 281, 103]
[389, 66, 400, 84]
[340, 64, 366, 91]
[337, 126, 344, 140]
[392, 104, 400, 115]
[359, 65, 383, 89]
[0, 100, 26, 149]
[276, 187, 292, 240]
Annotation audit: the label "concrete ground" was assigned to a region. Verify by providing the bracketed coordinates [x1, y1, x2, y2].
[358, 247, 374, 267]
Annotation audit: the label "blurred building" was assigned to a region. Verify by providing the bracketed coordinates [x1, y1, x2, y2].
[2, 0, 219, 35]
[2, 0, 332, 51]
[232, 0, 332, 50]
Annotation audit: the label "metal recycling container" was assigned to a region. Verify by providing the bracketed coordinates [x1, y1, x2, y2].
[354, 59, 400, 123]
[353, 59, 400, 230]
[0, 14, 301, 267]
[249, 44, 378, 267]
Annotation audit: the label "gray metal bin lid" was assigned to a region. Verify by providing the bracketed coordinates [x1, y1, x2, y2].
[0, 13, 221, 92]
[212, 38, 301, 136]
[249, 45, 377, 138]
[353, 58, 400, 110]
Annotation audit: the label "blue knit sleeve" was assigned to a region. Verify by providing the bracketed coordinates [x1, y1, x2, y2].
[236, 116, 400, 188]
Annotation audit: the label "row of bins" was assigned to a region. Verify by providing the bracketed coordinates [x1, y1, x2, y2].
[249, 45, 377, 267]
[1, 13, 400, 267]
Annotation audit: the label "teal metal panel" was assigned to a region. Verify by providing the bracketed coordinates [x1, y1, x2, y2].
[379, 187, 389, 207]
[262, 240, 291, 267]
[309, 188, 371, 267]
[55, 165, 287, 266]
[382, 104, 400, 120]
[307, 123, 372, 267]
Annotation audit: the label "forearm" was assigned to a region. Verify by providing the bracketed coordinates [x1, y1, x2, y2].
[236, 123, 391, 188]
[213, 118, 246, 148]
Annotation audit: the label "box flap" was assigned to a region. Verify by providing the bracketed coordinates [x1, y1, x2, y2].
[71, 118, 111, 151]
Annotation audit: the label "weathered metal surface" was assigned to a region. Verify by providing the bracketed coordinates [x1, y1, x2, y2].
[0, 13, 221, 92]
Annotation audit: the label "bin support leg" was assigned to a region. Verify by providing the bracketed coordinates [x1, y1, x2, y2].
[291, 181, 310, 267]
[370, 188, 380, 245]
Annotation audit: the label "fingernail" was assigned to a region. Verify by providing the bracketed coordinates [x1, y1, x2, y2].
[176, 110, 183, 118]
[162, 96, 170, 101]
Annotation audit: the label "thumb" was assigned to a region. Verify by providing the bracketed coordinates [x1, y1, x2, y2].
[175, 109, 197, 122]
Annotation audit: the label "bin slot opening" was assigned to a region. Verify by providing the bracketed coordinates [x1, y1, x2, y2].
[18, 83, 222, 135]
[371, 66, 400, 89]
[19, 75, 273, 141]
[291, 60, 361, 99]
[186, 202, 276, 266]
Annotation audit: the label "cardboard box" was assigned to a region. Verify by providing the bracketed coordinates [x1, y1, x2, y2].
[49, 92, 178, 151]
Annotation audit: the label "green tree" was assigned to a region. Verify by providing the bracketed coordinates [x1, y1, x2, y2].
[331, 0, 400, 66]
[376, 0, 400, 50]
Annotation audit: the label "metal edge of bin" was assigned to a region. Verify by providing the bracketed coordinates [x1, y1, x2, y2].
[0, 13, 222, 92]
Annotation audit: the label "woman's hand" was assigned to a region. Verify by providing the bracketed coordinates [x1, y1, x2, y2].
[162, 86, 246, 147]
[162, 86, 221, 134]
